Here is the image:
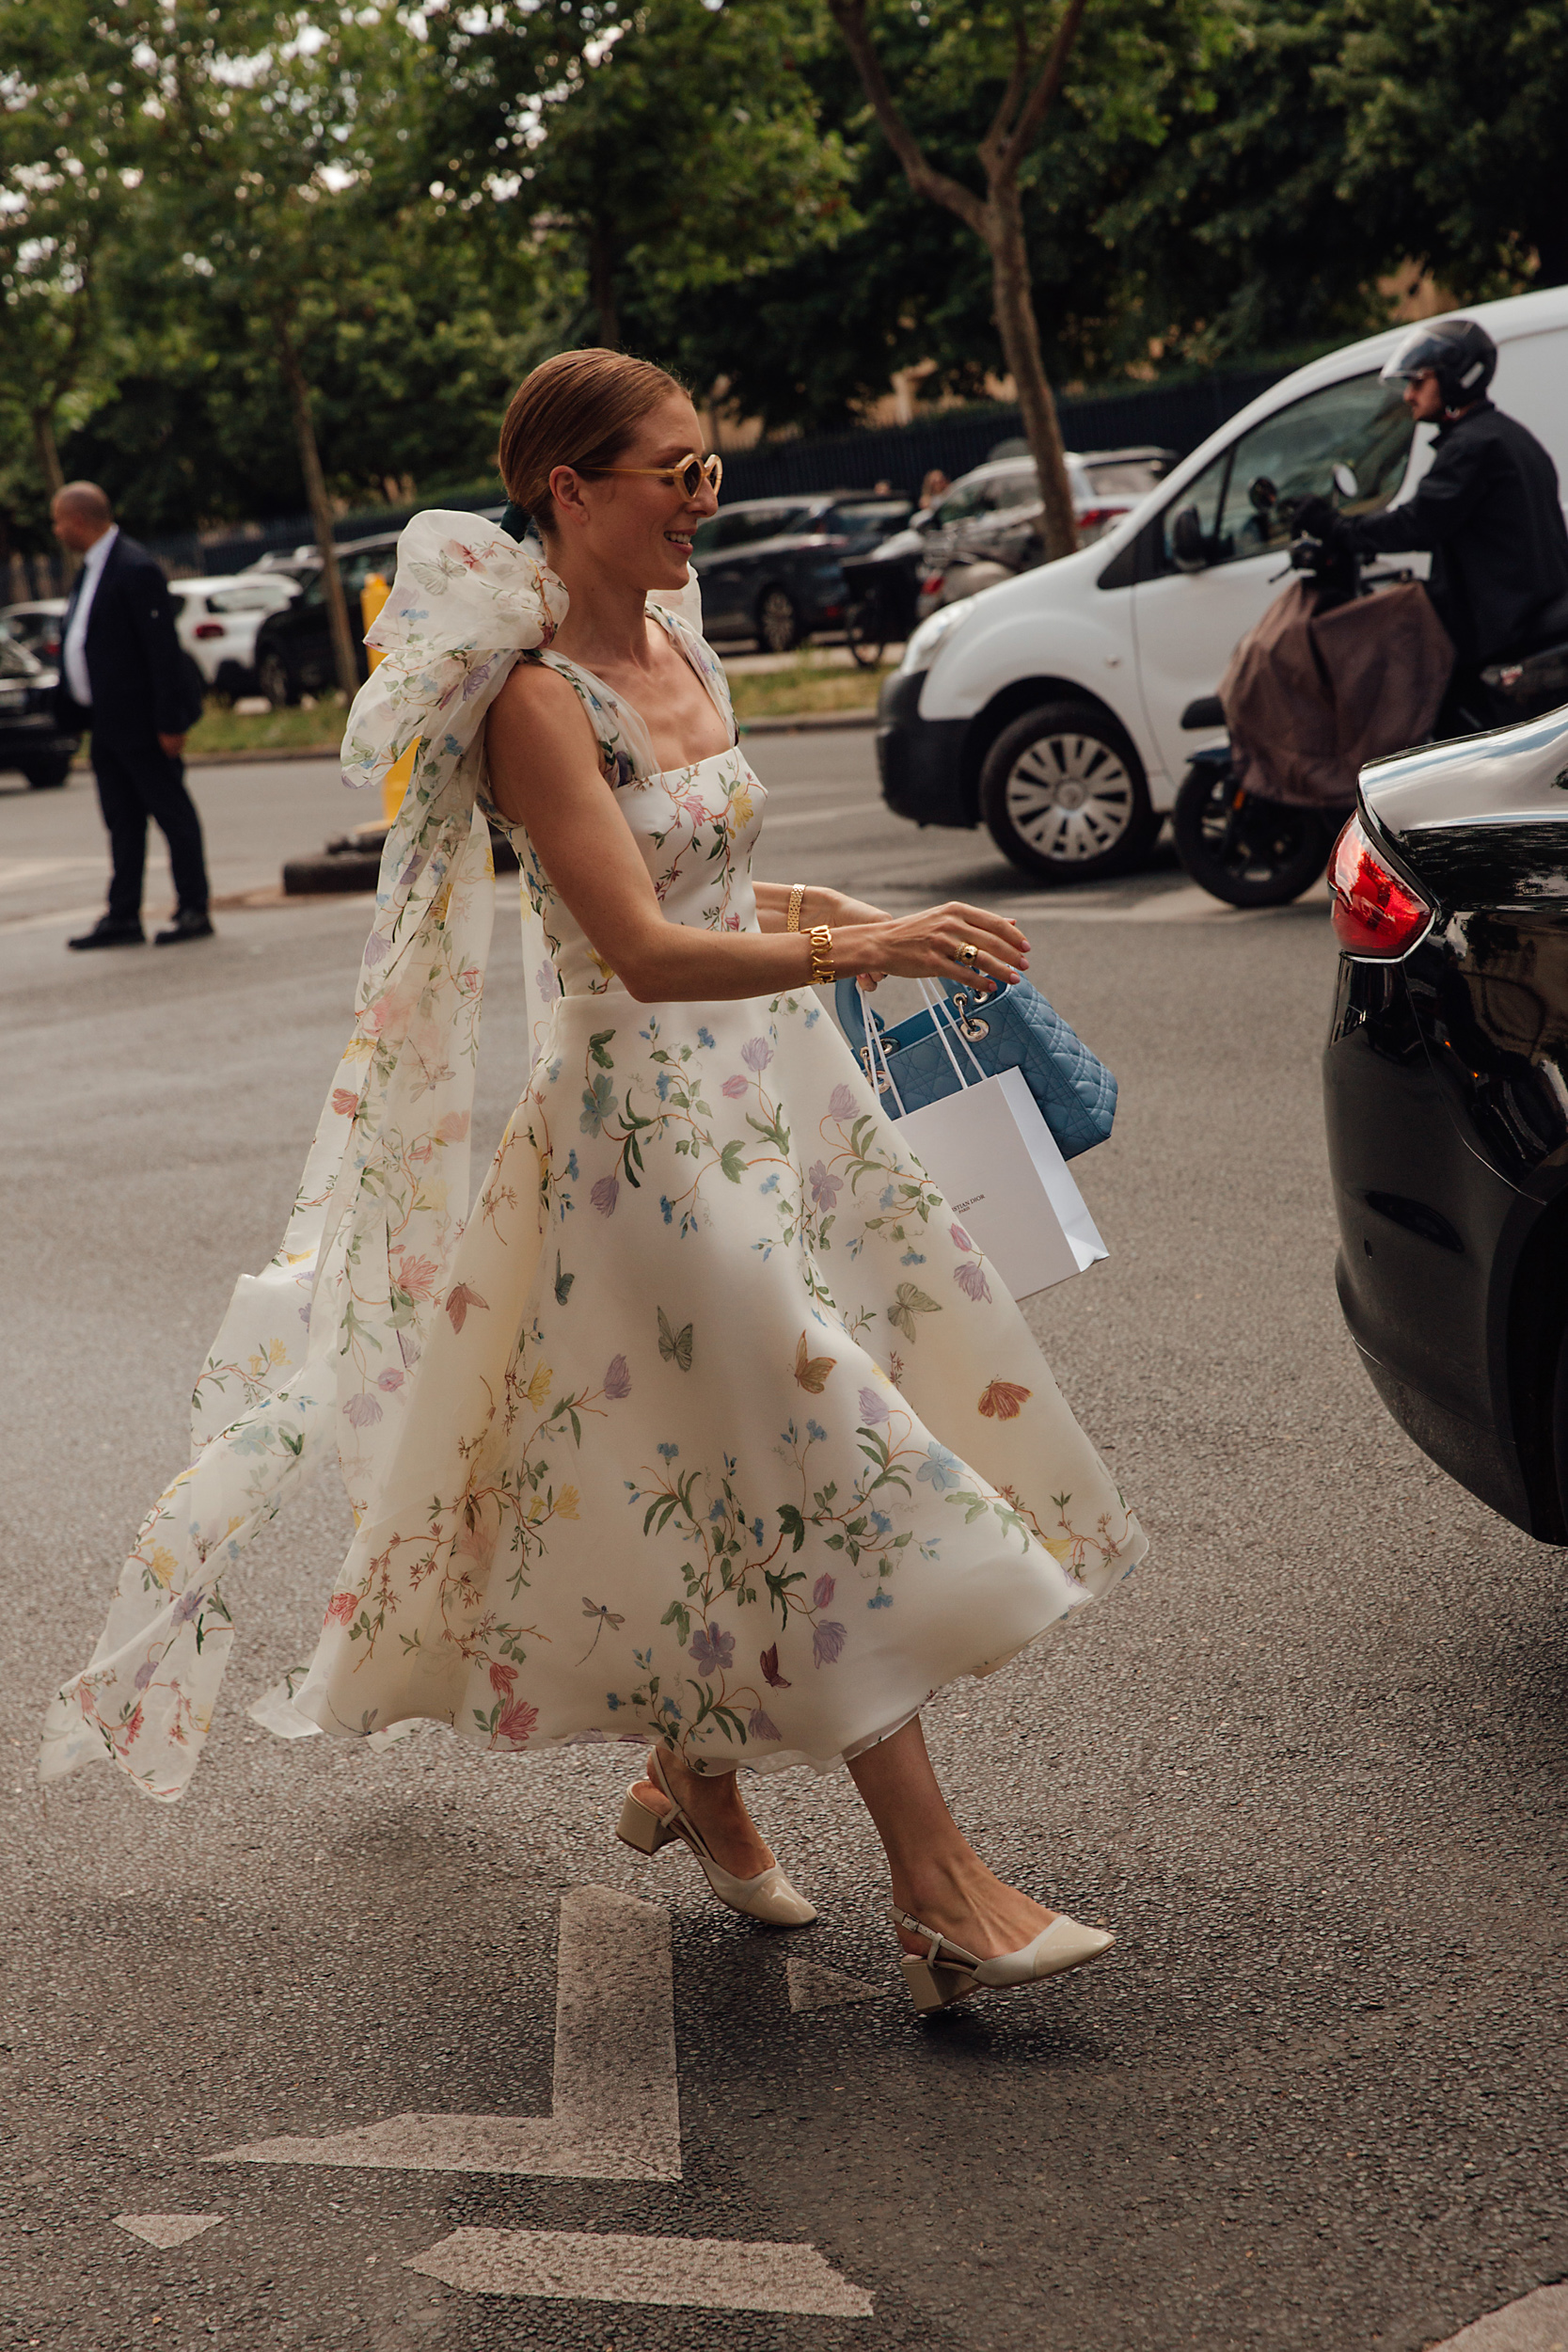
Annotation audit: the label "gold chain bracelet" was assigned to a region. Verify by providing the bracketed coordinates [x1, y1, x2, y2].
[785, 882, 806, 934]
[808, 924, 836, 985]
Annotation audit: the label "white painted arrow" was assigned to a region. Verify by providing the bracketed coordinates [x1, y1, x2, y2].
[212, 1884, 680, 2181]
[405, 2227, 875, 2318]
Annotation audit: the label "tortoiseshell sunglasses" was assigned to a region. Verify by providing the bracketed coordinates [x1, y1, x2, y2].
[579, 452, 723, 499]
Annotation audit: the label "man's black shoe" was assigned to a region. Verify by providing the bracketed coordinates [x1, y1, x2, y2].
[154, 910, 215, 946]
[69, 918, 146, 951]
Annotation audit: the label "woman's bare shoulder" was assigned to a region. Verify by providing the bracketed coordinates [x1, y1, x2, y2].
[489, 656, 584, 725]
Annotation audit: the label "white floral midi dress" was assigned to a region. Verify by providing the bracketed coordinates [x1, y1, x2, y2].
[291, 614, 1147, 1771]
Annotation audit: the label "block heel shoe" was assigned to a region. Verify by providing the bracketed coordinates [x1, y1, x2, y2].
[892, 1900, 1115, 2012]
[616, 1748, 816, 1928]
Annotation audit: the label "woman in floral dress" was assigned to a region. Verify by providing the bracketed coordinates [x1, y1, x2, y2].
[44, 350, 1145, 2012]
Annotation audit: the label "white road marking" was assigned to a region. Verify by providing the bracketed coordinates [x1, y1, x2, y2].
[0, 857, 101, 894]
[113, 2214, 224, 2249]
[763, 803, 884, 831]
[1423, 2284, 1568, 2351]
[212, 1885, 679, 2180]
[404, 2227, 874, 2317]
[786, 1958, 883, 2011]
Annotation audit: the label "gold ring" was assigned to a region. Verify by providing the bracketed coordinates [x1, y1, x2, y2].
[956, 941, 979, 969]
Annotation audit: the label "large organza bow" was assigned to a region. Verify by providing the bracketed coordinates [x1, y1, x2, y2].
[41, 515, 568, 1800]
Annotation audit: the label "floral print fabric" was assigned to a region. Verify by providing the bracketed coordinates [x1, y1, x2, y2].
[40, 510, 1144, 1802]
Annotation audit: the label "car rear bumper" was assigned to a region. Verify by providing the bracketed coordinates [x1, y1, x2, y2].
[1323, 952, 1560, 1538]
[0, 711, 79, 770]
[876, 670, 972, 827]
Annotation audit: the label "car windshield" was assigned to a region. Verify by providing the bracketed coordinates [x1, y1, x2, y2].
[209, 582, 292, 613]
[1161, 371, 1416, 569]
[1083, 456, 1164, 497]
[831, 501, 913, 539]
[931, 481, 995, 526]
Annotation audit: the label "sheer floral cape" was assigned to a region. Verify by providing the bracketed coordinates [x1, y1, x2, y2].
[40, 511, 697, 1803]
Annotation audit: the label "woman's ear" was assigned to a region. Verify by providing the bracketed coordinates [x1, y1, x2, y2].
[548, 465, 590, 532]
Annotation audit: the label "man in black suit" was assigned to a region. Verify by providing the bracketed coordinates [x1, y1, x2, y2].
[52, 481, 214, 949]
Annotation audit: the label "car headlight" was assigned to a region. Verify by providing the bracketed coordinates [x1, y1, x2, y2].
[899, 600, 971, 677]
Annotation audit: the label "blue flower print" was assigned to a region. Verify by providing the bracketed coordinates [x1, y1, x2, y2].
[659, 1196, 674, 1225]
[708, 1499, 727, 1522]
[657, 1071, 673, 1100]
[806, 1421, 827, 1444]
[916, 1442, 962, 1492]
[580, 1073, 617, 1136]
[869, 1509, 893, 1536]
[868, 1590, 894, 1609]
[900, 1250, 927, 1266]
[566, 1149, 579, 1181]
[689, 1623, 736, 1677]
[759, 1174, 780, 1195]
[879, 1184, 897, 1210]
[658, 1442, 680, 1462]
[697, 1026, 717, 1049]
[661, 1696, 682, 1721]
[752, 1516, 765, 1544]
[606, 1692, 621, 1709]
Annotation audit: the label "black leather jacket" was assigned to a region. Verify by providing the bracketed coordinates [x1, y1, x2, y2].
[1347, 401, 1568, 665]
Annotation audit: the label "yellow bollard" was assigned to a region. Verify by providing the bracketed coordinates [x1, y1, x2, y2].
[361, 572, 415, 826]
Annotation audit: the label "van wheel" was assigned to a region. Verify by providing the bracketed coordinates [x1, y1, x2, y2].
[979, 702, 1157, 883]
[24, 753, 72, 789]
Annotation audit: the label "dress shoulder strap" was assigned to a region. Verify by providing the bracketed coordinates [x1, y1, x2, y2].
[526, 649, 659, 787]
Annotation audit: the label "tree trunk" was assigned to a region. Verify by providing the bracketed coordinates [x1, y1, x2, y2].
[987, 183, 1077, 562]
[32, 407, 65, 499]
[587, 222, 620, 347]
[275, 310, 360, 701]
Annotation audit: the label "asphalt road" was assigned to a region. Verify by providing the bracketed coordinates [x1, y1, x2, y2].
[2, 736, 1564, 2352]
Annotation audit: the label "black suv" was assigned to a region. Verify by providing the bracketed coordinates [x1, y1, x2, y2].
[690, 495, 911, 652]
[0, 634, 77, 789]
[252, 532, 404, 705]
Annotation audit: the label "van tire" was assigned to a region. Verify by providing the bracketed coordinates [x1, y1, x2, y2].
[979, 702, 1157, 883]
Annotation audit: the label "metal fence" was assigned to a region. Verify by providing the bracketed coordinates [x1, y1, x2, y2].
[86, 363, 1289, 583]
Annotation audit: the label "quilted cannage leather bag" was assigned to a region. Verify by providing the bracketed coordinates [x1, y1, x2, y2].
[834, 976, 1117, 1161]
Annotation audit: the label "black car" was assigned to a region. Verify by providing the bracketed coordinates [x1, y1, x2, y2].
[1323, 693, 1568, 1538]
[690, 495, 912, 653]
[0, 634, 77, 789]
[252, 532, 404, 705]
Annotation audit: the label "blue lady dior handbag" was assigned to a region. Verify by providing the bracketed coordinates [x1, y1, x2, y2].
[834, 975, 1117, 1161]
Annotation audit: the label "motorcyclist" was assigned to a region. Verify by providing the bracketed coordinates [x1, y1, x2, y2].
[1294, 318, 1568, 683]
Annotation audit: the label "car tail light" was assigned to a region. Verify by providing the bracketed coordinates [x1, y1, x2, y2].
[1327, 815, 1432, 957]
[192, 621, 225, 640]
[1075, 505, 1122, 530]
[921, 574, 944, 596]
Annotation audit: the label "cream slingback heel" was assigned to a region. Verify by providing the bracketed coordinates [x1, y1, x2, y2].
[891, 1899, 1115, 2012]
[617, 1748, 817, 1929]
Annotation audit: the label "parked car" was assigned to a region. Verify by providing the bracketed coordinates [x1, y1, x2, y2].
[0, 634, 78, 789]
[1323, 692, 1568, 1541]
[877, 285, 1568, 885]
[689, 494, 912, 653]
[915, 445, 1173, 618]
[252, 532, 403, 704]
[0, 598, 69, 667]
[169, 573, 297, 700]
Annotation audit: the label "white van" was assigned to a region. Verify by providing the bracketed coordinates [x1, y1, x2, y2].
[877, 285, 1568, 882]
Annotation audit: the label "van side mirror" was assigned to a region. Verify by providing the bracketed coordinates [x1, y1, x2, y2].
[1170, 505, 1209, 572]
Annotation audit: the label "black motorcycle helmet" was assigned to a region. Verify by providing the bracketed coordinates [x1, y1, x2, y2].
[1379, 317, 1497, 411]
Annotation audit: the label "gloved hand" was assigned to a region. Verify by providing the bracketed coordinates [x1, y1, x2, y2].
[1290, 493, 1347, 544]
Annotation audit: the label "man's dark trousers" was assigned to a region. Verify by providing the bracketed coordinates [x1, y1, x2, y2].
[91, 726, 209, 926]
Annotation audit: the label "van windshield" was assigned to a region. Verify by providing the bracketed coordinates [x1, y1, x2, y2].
[1161, 372, 1416, 570]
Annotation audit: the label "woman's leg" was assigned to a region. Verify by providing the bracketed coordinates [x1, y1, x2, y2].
[847, 1716, 1057, 1960]
[629, 1751, 776, 1880]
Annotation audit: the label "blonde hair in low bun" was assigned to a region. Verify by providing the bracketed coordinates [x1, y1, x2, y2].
[498, 349, 688, 532]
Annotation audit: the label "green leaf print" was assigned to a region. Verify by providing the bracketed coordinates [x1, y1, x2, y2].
[719, 1140, 748, 1184]
[554, 1252, 575, 1307]
[588, 1031, 616, 1069]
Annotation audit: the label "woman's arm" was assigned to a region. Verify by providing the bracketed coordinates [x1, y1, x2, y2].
[486, 666, 1029, 1002]
[754, 882, 888, 933]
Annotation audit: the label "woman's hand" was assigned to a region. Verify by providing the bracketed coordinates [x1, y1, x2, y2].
[834, 902, 1029, 994]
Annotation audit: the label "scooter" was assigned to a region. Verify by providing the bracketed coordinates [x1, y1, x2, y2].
[1172, 471, 1568, 908]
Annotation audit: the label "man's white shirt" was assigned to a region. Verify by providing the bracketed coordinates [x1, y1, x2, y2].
[62, 525, 119, 707]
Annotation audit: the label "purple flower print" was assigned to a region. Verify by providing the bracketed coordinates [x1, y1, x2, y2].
[748, 1706, 781, 1742]
[950, 1221, 975, 1252]
[604, 1355, 632, 1400]
[170, 1585, 204, 1629]
[689, 1623, 736, 1677]
[808, 1161, 842, 1210]
[813, 1573, 836, 1608]
[813, 1620, 847, 1667]
[362, 932, 389, 966]
[343, 1391, 384, 1428]
[134, 1657, 156, 1691]
[536, 960, 562, 1002]
[591, 1174, 620, 1216]
[376, 1367, 404, 1391]
[721, 1074, 749, 1099]
[740, 1036, 773, 1073]
[858, 1387, 890, 1425]
[829, 1083, 858, 1120]
[954, 1261, 992, 1303]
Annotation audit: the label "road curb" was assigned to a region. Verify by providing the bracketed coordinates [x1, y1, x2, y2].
[70, 707, 880, 778]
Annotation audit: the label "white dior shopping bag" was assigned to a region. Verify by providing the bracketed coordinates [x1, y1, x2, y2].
[863, 988, 1108, 1302]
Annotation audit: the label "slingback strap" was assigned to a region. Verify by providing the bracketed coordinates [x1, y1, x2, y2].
[889, 1902, 983, 1973]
